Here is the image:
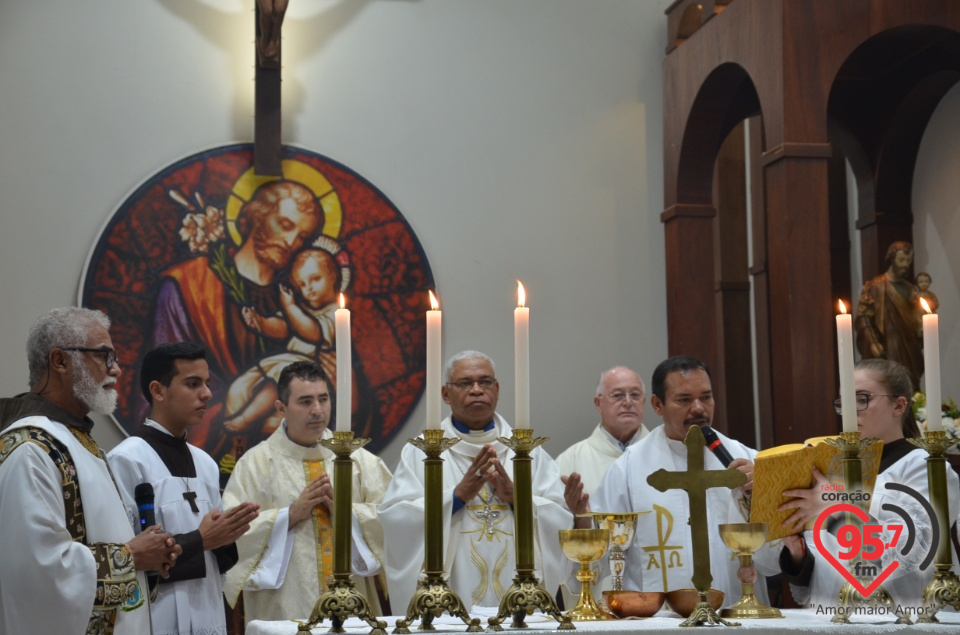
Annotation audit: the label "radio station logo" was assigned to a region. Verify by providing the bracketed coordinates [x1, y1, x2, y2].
[811, 482, 938, 598]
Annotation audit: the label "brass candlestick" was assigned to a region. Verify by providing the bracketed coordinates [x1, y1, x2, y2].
[908, 430, 960, 623]
[717, 523, 782, 619]
[487, 428, 574, 631]
[559, 528, 615, 620]
[298, 431, 388, 635]
[392, 429, 481, 634]
[824, 432, 910, 625]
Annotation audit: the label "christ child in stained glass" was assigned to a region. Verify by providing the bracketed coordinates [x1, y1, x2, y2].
[224, 243, 342, 433]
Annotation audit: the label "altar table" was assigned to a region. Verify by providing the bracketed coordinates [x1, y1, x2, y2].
[247, 608, 960, 635]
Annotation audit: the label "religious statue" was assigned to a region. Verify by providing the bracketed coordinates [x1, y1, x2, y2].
[257, 0, 289, 67]
[855, 241, 923, 388]
[916, 271, 939, 313]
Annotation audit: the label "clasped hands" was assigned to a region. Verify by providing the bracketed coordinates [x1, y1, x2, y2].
[454, 444, 514, 505]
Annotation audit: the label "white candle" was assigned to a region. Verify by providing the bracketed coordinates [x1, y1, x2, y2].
[514, 281, 530, 429]
[426, 291, 442, 430]
[836, 300, 857, 433]
[922, 299, 942, 433]
[335, 293, 352, 432]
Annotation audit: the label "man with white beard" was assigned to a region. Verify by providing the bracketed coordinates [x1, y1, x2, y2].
[0, 307, 181, 635]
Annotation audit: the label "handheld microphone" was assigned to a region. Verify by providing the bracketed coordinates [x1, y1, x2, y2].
[134, 483, 160, 591]
[135, 483, 156, 531]
[701, 426, 735, 468]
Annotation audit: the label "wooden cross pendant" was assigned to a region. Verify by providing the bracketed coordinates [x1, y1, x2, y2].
[183, 490, 200, 514]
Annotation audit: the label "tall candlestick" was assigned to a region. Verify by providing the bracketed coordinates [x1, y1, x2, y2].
[514, 281, 530, 429]
[836, 300, 857, 433]
[426, 291, 442, 430]
[922, 299, 942, 433]
[335, 293, 352, 432]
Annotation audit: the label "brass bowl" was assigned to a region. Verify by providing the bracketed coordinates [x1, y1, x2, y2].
[602, 590, 665, 618]
[664, 588, 724, 617]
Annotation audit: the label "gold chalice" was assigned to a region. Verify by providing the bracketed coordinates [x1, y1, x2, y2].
[559, 528, 615, 620]
[717, 522, 783, 619]
[590, 511, 647, 592]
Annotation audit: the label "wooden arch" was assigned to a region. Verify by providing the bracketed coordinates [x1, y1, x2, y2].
[662, 0, 960, 447]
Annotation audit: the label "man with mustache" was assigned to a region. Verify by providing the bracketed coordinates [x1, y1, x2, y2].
[587, 356, 778, 606]
[0, 307, 181, 635]
[108, 343, 260, 635]
[855, 241, 924, 389]
[221, 361, 391, 624]
[380, 350, 571, 611]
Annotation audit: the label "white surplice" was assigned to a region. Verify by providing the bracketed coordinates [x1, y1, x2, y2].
[591, 424, 779, 606]
[0, 416, 151, 635]
[107, 421, 227, 635]
[222, 424, 391, 623]
[555, 423, 648, 497]
[792, 447, 960, 611]
[379, 414, 572, 611]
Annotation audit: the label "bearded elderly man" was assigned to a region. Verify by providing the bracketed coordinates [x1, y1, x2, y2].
[380, 350, 571, 611]
[585, 355, 779, 606]
[0, 307, 181, 635]
[222, 361, 391, 624]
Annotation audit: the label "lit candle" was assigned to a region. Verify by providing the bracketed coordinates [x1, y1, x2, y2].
[426, 291, 442, 430]
[514, 281, 530, 429]
[921, 298, 942, 433]
[836, 300, 857, 433]
[335, 293, 352, 432]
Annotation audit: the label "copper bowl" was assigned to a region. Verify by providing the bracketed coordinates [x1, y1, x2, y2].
[664, 588, 724, 617]
[602, 590, 665, 618]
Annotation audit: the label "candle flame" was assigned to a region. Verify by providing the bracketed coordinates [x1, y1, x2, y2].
[339, 293, 346, 309]
[838, 299, 847, 315]
[429, 290, 439, 310]
[517, 281, 526, 308]
[920, 297, 932, 314]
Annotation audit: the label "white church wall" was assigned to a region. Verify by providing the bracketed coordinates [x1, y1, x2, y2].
[0, 1, 671, 467]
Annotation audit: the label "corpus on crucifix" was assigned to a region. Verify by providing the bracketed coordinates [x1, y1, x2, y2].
[254, 0, 286, 174]
[647, 425, 746, 627]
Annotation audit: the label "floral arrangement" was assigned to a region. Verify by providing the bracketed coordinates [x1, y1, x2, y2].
[913, 391, 960, 445]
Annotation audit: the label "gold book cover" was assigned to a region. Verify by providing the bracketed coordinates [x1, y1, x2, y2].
[750, 436, 883, 541]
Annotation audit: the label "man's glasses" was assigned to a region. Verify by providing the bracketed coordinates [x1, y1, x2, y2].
[606, 391, 644, 403]
[446, 377, 497, 391]
[832, 393, 893, 415]
[62, 347, 118, 370]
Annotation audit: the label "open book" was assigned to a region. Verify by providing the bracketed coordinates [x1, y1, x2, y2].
[750, 435, 883, 541]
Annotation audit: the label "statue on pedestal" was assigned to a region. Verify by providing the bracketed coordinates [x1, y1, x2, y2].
[855, 241, 923, 389]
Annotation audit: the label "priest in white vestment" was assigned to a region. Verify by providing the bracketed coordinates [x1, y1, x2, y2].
[222, 361, 391, 624]
[380, 350, 572, 612]
[555, 366, 648, 606]
[108, 343, 260, 635]
[0, 308, 180, 635]
[587, 356, 779, 607]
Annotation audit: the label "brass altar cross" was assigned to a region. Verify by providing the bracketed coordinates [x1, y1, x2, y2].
[646, 425, 746, 627]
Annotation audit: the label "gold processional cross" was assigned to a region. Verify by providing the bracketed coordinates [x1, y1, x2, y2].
[646, 425, 746, 627]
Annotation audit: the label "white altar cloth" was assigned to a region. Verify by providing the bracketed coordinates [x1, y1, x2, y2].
[247, 607, 960, 635]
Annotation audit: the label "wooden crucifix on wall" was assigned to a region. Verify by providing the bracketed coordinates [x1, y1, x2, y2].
[254, 0, 288, 175]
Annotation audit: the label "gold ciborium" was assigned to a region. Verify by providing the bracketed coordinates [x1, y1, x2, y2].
[717, 522, 783, 619]
[590, 511, 647, 592]
[559, 528, 615, 620]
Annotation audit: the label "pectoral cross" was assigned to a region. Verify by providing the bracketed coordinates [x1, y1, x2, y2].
[475, 502, 501, 537]
[183, 491, 200, 514]
[646, 425, 745, 626]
